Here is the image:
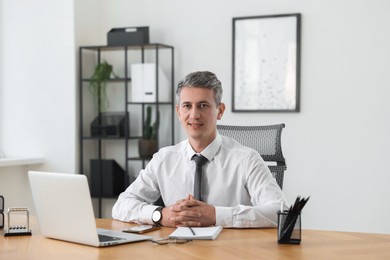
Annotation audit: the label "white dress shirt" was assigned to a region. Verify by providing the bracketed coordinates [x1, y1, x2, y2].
[112, 133, 287, 227]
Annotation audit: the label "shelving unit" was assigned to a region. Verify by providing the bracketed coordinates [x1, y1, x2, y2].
[78, 44, 174, 217]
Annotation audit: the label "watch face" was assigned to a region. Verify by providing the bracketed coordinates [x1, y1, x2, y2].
[152, 209, 162, 222]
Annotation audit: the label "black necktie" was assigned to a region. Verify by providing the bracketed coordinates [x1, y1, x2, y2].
[192, 154, 208, 201]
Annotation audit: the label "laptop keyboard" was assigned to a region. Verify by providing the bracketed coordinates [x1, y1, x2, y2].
[98, 234, 125, 242]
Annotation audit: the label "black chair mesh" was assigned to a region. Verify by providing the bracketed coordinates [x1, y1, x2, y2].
[217, 124, 286, 189]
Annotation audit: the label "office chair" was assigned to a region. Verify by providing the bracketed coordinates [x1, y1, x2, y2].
[154, 123, 287, 206]
[217, 124, 286, 189]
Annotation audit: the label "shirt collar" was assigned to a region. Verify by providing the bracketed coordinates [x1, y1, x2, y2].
[185, 133, 222, 161]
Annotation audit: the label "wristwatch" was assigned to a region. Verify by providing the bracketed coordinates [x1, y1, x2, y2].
[152, 207, 163, 226]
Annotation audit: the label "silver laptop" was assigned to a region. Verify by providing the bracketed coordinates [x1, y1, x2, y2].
[28, 171, 151, 247]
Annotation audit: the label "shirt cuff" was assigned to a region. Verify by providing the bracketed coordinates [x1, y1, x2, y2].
[215, 206, 234, 226]
[139, 205, 160, 224]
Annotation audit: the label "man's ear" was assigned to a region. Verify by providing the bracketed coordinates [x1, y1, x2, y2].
[217, 103, 225, 120]
[175, 104, 181, 120]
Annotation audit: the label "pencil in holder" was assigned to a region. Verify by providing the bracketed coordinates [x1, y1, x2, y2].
[277, 210, 301, 244]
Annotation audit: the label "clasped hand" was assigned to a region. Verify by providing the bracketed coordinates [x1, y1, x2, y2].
[161, 195, 216, 227]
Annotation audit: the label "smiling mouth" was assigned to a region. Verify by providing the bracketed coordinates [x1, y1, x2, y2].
[188, 122, 203, 128]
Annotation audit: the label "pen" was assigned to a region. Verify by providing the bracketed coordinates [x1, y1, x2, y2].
[189, 227, 196, 236]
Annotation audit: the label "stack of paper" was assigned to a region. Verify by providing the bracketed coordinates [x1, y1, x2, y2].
[169, 226, 223, 240]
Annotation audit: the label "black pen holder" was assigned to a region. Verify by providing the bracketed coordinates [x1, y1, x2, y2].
[277, 211, 301, 244]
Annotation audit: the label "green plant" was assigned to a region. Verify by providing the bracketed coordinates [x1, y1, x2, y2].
[143, 106, 158, 140]
[89, 61, 116, 113]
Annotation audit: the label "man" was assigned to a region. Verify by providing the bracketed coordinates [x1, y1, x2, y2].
[112, 71, 287, 228]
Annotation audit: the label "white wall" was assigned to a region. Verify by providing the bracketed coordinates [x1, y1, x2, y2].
[0, 0, 3, 153]
[0, 0, 77, 209]
[1, 0, 389, 234]
[98, 0, 390, 234]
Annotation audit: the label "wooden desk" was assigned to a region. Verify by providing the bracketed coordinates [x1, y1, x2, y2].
[1, 218, 390, 260]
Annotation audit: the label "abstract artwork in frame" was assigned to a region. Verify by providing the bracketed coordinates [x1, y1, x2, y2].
[232, 13, 301, 112]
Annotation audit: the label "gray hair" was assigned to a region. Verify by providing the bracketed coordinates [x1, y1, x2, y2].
[176, 71, 223, 105]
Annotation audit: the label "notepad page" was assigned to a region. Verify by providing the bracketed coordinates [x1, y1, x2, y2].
[169, 226, 223, 240]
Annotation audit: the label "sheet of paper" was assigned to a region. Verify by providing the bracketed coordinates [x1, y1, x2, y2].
[169, 226, 223, 240]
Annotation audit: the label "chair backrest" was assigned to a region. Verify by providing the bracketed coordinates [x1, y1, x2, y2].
[217, 124, 286, 189]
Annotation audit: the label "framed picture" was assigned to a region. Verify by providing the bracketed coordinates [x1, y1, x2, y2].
[232, 13, 301, 112]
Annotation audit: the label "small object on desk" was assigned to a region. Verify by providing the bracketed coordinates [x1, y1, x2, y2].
[0, 195, 4, 229]
[188, 226, 196, 236]
[169, 226, 223, 240]
[4, 207, 32, 236]
[277, 196, 310, 244]
[122, 225, 161, 234]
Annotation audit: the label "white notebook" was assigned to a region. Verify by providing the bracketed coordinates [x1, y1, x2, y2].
[169, 226, 223, 240]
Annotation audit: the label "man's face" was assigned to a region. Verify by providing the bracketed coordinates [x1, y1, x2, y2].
[176, 86, 225, 145]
